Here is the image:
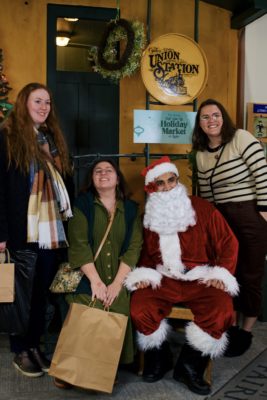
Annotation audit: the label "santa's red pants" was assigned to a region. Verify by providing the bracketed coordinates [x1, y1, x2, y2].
[131, 276, 234, 340]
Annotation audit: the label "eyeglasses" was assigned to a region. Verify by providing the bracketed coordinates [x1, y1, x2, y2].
[200, 113, 222, 121]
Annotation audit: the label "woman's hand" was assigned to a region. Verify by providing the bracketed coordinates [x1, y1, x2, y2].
[205, 279, 225, 291]
[103, 261, 131, 307]
[91, 279, 107, 303]
[259, 211, 267, 222]
[104, 281, 123, 307]
[80, 262, 107, 303]
[135, 281, 150, 290]
[0, 242, 6, 252]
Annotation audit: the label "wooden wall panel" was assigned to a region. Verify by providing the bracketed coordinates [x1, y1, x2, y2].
[197, 2, 238, 120]
[120, 0, 238, 204]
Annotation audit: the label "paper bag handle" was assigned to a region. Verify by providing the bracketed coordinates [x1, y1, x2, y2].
[88, 299, 110, 312]
[5, 249, 10, 263]
[0, 248, 10, 263]
[88, 299, 97, 308]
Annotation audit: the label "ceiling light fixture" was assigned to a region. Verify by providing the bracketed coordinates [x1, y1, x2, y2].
[56, 31, 71, 47]
[64, 17, 79, 22]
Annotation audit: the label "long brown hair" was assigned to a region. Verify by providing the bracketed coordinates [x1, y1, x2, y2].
[192, 98, 236, 151]
[2, 82, 71, 174]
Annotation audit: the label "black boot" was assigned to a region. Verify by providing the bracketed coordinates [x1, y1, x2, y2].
[143, 341, 173, 382]
[173, 343, 211, 395]
[224, 326, 253, 357]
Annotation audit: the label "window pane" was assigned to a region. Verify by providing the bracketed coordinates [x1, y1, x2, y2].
[56, 18, 107, 72]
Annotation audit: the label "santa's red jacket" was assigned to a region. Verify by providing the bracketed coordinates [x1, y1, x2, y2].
[126, 196, 239, 295]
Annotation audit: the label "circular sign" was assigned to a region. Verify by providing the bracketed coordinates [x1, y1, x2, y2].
[141, 33, 208, 105]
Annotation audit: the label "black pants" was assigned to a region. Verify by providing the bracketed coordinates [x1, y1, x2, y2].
[9, 248, 59, 353]
[216, 200, 267, 317]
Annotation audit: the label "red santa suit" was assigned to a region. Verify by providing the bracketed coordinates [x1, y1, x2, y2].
[125, 183, 239, 359]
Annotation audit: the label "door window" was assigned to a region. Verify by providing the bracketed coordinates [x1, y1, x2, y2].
[56, 18, 107, 73]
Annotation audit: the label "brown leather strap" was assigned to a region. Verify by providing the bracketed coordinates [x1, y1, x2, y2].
[93, 209, 116, 262]
[209, 145, 226, 201]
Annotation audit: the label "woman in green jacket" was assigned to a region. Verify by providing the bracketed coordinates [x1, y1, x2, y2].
[54, 158, 143, 389]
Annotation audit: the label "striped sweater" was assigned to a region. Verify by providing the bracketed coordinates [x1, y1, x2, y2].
[196, 129, 267, 210]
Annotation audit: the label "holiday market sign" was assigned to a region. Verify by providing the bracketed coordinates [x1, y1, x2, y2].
[134, 110, 196, 144]
[141, 33, 208, 105]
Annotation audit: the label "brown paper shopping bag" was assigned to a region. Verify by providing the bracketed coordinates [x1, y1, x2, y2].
[0, 249, 15, 303]
[49, 302, 128, 393]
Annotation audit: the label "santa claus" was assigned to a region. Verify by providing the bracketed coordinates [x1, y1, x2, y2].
[124, 156, 239, 396]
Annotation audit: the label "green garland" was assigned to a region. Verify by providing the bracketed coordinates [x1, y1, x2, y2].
[91, 19, 146, 82]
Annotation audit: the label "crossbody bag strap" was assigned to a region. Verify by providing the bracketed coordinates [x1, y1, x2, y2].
[209, 144, 226, 202]
[93, 209, 116, 262]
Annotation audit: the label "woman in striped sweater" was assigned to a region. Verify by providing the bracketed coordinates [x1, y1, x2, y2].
[192, 98, 267, 357]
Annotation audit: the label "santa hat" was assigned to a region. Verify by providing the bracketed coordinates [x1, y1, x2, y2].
[141, 156, 179, 189]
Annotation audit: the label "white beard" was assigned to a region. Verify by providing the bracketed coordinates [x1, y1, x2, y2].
[144, 184, 196, 235]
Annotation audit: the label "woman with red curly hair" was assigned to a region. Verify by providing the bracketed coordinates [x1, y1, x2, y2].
[0, 82, 73, 378]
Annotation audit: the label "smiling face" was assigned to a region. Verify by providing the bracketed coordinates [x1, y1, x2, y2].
[27, 88, 51, 127]
[199, 104, 223, 146]
[92, 161, 118, 192]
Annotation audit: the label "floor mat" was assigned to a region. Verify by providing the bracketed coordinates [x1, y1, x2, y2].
[210, 348, 267, 400]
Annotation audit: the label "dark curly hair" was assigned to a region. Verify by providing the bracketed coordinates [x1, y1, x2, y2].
[81, 158, 129, 200]
[192, 98, 236, 151]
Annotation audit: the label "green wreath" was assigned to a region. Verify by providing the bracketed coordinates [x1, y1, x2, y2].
[92, 19, 146, 82]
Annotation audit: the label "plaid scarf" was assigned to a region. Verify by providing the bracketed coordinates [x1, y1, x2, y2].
[27, 160, 73, 249]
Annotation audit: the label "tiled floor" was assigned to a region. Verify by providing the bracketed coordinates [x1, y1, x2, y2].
[0, 319, 267, 400]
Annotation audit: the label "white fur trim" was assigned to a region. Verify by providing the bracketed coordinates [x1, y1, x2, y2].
[186, 321, 228, 359]
[155, 264, 239, 296]
[159, 234, 185, 274]
[156, 264, 188, 280]
[145, 162, 178, 185]
[185, 266, 239, 296]
[137, 319, 171, 350]
[123, 267, 162, 292]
